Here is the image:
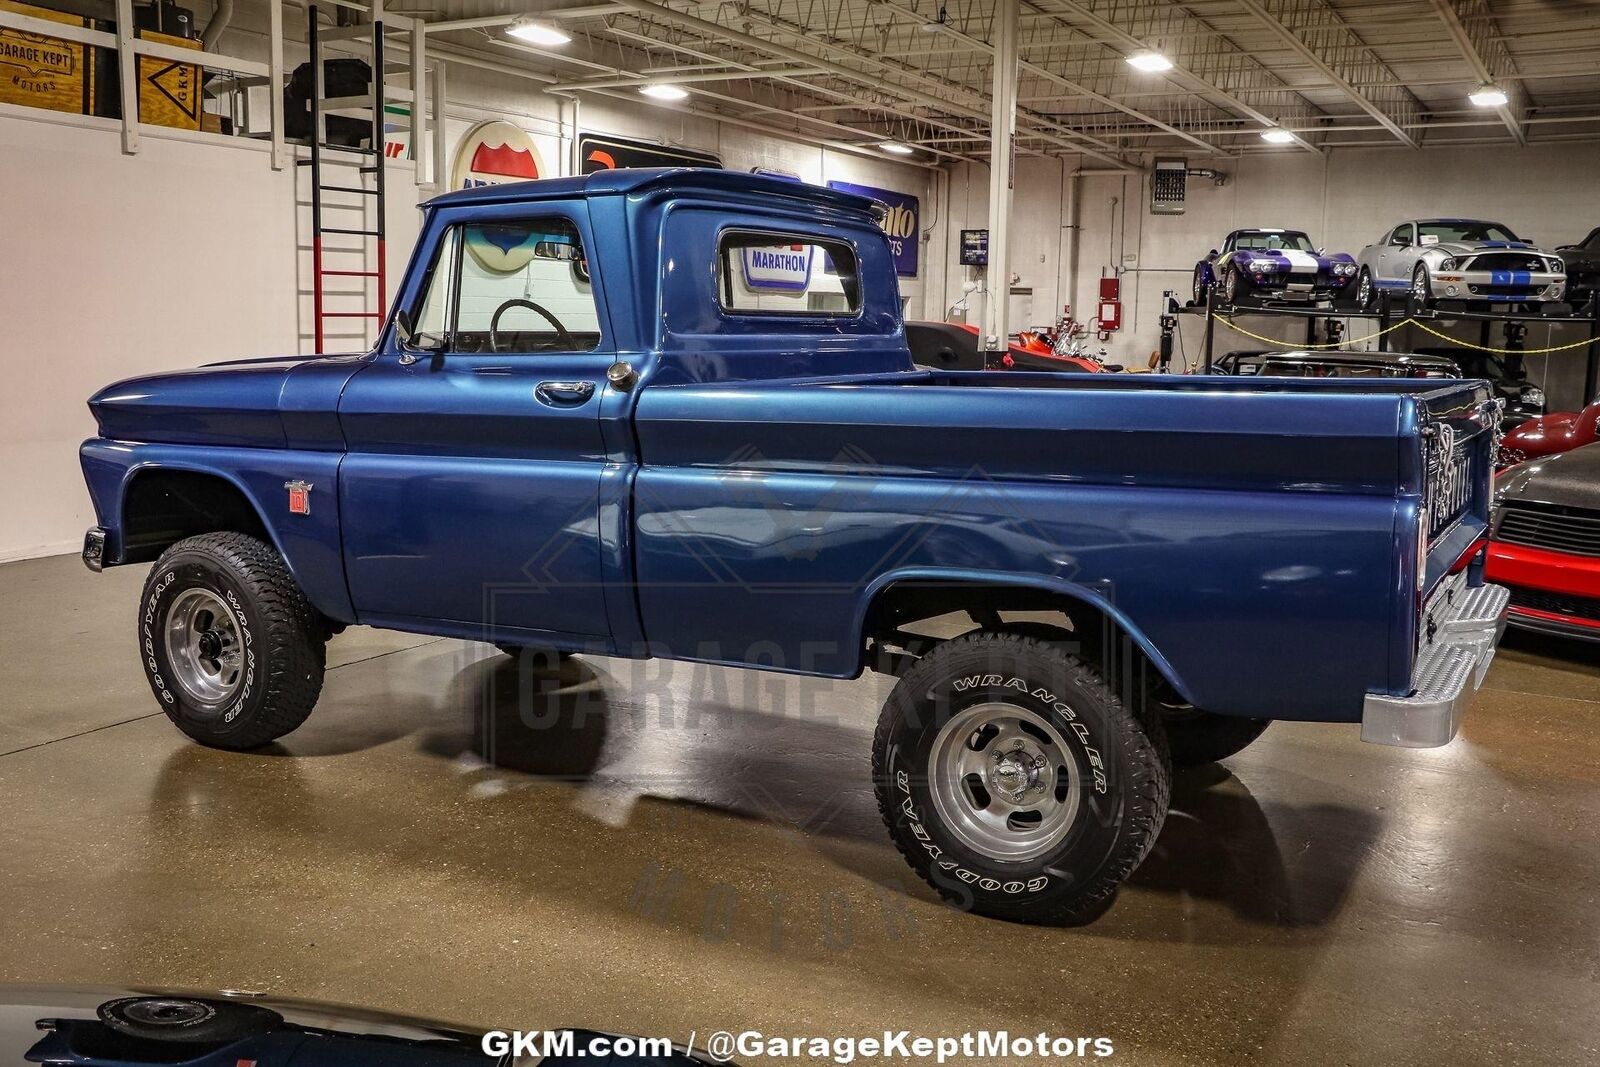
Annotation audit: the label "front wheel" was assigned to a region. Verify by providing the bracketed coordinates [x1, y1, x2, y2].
[1222, 266, 1245, 307]
[873, 632, 1171, 924]
[1192, 267, 1209, 306]
[1356, 267, 1375, 310]
[139, 532, 326, 749]
[1412, 263, 1434, 309]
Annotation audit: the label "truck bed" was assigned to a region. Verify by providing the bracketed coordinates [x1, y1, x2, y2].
[628, 371, 1493, 721]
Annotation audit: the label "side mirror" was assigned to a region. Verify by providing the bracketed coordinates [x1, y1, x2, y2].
[1209, 248, 1219, 256]
[394, 308, 416, 346]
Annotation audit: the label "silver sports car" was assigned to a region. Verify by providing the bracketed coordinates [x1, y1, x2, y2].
[1354, 218, 1566, 310]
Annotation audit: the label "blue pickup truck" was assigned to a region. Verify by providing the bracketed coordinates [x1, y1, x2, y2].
[80, 169, 1508, 923]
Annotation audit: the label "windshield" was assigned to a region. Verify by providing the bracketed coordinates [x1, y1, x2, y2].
[1416, 221, 1519, 244]
[1230, 231, 1314, 252]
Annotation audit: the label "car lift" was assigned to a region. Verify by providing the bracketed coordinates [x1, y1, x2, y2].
[1182, 291, 1600, 401]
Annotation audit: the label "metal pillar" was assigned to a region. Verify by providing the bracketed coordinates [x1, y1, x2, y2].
[1587, 298, 1600, 401]
[980, 0, 1019, 353]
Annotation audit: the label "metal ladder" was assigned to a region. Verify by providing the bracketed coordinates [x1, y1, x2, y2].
[299, 1, 387, 352]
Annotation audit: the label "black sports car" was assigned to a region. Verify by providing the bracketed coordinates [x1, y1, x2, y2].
[1215, 348, 1460, 379]
[5, 987, 722, 1066]
[1412, 346, 1547, 431]
[1556, 226, 1600, 311]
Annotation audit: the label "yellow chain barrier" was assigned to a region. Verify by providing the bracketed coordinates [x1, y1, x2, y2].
[1214, 313, 1600, 356]
[1407, 319, 1600, 355]
[1214, 315, 1414, 349]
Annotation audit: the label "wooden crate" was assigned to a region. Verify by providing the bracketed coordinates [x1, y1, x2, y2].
[0, 0, 94, 116]
[135, 27, 200, 131]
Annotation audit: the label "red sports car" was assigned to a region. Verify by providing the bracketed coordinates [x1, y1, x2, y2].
[1487, 440, 1600, 642]
[1500, 395, 1600, 466]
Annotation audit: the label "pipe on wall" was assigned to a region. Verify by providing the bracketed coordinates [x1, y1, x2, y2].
[201, 0, 233, 50]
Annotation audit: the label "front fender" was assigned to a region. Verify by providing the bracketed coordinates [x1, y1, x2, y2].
[80, 440, 353, 623]
[851, 567, 1200, 707]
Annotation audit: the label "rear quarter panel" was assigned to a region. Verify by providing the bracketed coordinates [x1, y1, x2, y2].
[631, 378, 1414, 722]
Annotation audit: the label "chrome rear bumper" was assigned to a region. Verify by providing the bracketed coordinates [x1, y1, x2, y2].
[1362, 577, 1509, 748]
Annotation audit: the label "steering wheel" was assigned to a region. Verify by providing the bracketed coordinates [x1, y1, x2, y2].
[488, 298, 576, 353]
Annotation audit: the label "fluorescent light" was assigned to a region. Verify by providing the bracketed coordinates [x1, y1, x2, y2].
[639, 83, 688, 101]
[879, 141, 914, 155]
[505, 18, 570, 47]
[1125, 50, 1173, 73]
[1469, 84, 1508, 107]
[1260, 128, 1295, 144]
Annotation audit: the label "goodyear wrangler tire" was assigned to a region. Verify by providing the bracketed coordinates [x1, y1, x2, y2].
[139, 532, 325, 749]
[873, 633, 1170, 924]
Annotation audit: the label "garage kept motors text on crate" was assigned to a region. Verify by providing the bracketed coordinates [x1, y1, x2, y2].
[0, 0, 199, 129]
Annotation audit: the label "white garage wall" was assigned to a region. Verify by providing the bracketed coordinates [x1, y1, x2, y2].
[943, 143, 1600, 389]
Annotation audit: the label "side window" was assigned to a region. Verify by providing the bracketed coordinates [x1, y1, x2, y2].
[717, 230, 861, 317]
[1389, 225, 1412, 247]
[411, 217, 600, 354]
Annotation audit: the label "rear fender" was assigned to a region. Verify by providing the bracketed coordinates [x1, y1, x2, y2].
[853, 567, 1199, 707]
[81, 440, 353, 623]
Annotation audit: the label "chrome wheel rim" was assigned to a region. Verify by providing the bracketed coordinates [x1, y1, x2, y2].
[928, 702, 1081, 862]
[164, 588, 244, 706]
[1413, 267, 1428, 303]
[1358, 271, 1371, 307]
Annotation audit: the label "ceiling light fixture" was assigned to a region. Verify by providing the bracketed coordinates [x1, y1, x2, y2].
[1125, 50, 1173, 73]
[1260, 128, 1295, 144]
[639, 83, 689, 101]
[879, 141, 914, 155]
[1469, 83, 1508, 107]
[505, 17, 571, 47]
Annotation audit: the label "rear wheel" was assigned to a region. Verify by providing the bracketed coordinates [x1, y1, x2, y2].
[873, 632, 1170, 924]
[139, 532, 325, 749]
[1192, 267, 1209, 306]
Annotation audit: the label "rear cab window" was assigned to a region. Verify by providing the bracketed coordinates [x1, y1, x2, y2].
[716, 230, 861, 317]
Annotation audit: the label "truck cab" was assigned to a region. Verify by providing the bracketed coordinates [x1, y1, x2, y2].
[78, 169, 1508, 924]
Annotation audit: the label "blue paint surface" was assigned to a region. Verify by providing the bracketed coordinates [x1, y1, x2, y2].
[79, 169, 1498, 724]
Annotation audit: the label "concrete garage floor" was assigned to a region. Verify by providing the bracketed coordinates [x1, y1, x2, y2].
[2, 553, 1598, 1066]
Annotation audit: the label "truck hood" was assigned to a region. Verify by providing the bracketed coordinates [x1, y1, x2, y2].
[88, 355, 365, 448]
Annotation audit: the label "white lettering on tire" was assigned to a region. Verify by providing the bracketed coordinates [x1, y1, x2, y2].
[894, 671, 1114, 896]
[143, 571, 257, 723]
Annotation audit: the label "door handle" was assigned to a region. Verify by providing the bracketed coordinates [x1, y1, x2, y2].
[535, 380, 596, 407]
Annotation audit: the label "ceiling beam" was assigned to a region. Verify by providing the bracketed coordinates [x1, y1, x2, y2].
[1427, 0, 1526, 145]
[729, 5, 1131, 163]
[1233, 0, 1425, 148]
[607, 0, 1139, 167]
[601, 22, 993, 161]
[1033, 0, 1323, 154]
[545, 66, 824, 91]
[870, 0, 1222, 154]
